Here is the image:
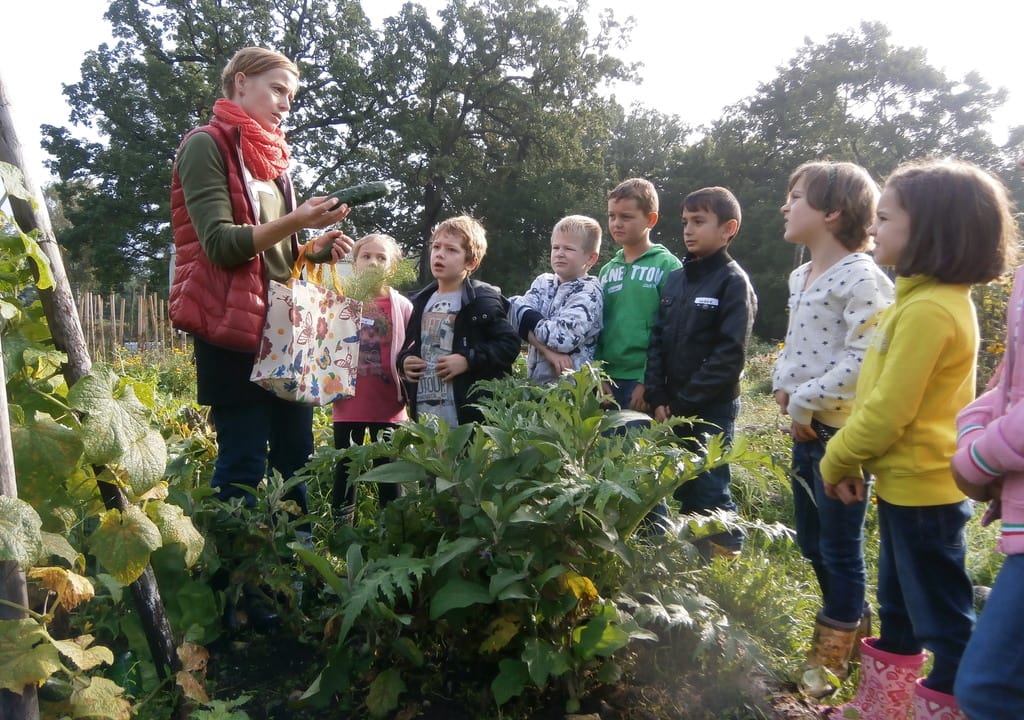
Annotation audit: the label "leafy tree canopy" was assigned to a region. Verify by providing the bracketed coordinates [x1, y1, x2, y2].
[42, 0, 635, 293]
[42, 8, 1019, 340]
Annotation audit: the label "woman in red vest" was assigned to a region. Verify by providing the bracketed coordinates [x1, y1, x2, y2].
[169, 47, 351, 534]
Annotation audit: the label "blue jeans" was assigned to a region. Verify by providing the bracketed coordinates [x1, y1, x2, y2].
[955, 553, 1024, 718]
[209, 395, 314, 514]
[673, 398, 743, 551]
[791, 434, 868, 623]
[874, 498, 975, 694]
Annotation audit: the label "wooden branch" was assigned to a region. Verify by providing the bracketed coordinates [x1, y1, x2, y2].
[0, 71, 181, 707]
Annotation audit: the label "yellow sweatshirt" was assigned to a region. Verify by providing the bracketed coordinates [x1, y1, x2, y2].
[820, 275, 974, 506]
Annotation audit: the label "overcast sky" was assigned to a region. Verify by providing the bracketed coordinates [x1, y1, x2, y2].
[2, 0, 1020, 193]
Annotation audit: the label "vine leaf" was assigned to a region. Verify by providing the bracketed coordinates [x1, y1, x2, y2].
[52, 634, 114, 671]
[28, 566, 95, 610]
[67, 369, 167, 496]
[69, 676, 131, 720]
[0, 161, 33, 202]
[0, 618, 62, 693]
[146, 500, 204, 568]
[10, 411, 82, 501]
[89, 506, 162, 584]
[0, 495, 43, 568]
[41, 531, 82, 569]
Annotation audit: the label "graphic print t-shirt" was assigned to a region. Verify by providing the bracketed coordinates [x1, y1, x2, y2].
[416, 290, 462, 426]
[333, 294, 406, 423]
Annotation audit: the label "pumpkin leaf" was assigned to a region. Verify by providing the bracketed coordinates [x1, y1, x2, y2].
[0, 619, 62, 693]
[0, 496, 42, 568]
[89, 507, 162, 584]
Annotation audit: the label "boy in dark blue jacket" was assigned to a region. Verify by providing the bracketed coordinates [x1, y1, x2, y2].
[644, 187, 757, 556]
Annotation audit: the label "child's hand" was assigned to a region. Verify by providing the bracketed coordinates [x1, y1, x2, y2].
[600, 382, 615, 409]
[629, 383, 648, 413]
[541, 347, 574, 375]
[791, 421, 818, 442]
[773, 390, 790, 414]
[824, 476, 866, 504]
[307, 229, 355, 263]
[952, 463, 1001, 502]
[436, 354, 469, 382]
[403, 355, 426, 381]
[654, 405, 672, 423]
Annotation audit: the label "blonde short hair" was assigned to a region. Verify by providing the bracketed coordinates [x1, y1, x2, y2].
[352, 233, 403, 272]
[552, 215, 602, 255]
[432, 215, 488, 269]
[222, 47, 299, 98]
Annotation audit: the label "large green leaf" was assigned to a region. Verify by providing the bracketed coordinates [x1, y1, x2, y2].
[491, 658, 529, 706]
[430, 536, 481, 574]
[67, 370, 167, 495]
[572, 609, 631, 660]
[89, 506, 162, 584]
[146, 500, 204, 567]
[11, 413, 84, 495]
[429, 577, 493, 620]
[0, 618, 62, 693]
[521, 637, 570, 688]
[366, 668, 405, 719]
[0, 495, 42, 568]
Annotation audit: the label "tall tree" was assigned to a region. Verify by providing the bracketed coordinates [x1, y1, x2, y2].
[667, 22, 1010, 340]
[362, 0, 635, 286]
[43, 0, 376, 293]
[41, 0, 636, 297]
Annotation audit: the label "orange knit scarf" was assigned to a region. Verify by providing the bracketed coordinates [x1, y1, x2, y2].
[213, 98, 290, 181]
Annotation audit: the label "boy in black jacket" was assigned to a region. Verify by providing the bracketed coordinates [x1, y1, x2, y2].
[644, 187, 757, 556]
[398, 215, 520, 426]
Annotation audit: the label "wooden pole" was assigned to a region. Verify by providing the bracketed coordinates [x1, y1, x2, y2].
[0, 72, 179, 705]
[97, 295, 106, 361]
[0, 67, 44, 720]
[110, 291, 117, 351]
[119, 297, 126, 348]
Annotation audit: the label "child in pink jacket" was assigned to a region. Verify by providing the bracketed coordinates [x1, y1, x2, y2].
[952, 260, 1024, 719]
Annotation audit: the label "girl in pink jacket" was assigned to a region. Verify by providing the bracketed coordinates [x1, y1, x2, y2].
[953, 257, 1024, 719]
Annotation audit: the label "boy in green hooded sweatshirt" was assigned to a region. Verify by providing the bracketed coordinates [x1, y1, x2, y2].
[596, 177, 682, 412]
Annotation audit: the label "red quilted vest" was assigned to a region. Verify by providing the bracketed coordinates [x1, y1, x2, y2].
[168, 117, 294, 352]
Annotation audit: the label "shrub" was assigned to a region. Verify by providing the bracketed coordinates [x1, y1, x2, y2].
[295, 366, 790, 717]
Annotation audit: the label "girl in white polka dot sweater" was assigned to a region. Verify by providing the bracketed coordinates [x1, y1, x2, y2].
[772, 161, 895, 698]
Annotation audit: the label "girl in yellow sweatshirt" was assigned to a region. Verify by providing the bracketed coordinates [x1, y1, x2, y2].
[820, 160, 1017, 720]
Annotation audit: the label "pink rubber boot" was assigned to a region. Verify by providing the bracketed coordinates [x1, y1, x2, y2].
[912, 679, 966, 720]
[821, 638, 926, 719]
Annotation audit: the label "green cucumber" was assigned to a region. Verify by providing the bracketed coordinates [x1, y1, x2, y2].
[326, 181, 390, 210]
[306, 181, 391, 262]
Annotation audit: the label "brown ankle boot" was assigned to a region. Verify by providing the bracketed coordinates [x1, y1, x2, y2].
[797, 612, 859, 698]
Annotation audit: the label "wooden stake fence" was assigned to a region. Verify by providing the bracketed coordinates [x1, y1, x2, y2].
[77, 288, 187, 360]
